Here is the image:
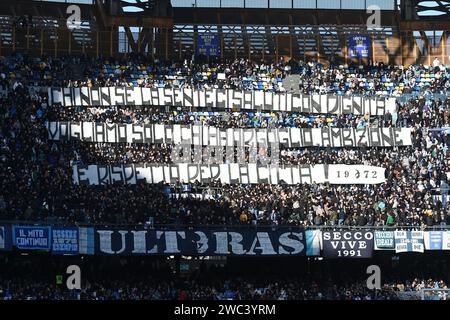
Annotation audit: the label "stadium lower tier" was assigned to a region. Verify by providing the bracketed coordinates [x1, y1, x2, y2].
[0, 252, 448, 300]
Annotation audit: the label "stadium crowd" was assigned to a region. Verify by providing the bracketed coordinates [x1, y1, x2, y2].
[1, 53, 450, 226]
[0, 256, 448, 300]
[1, 53, 449, 95]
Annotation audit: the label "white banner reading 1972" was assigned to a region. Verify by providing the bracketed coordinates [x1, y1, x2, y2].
[48, 87, 396, 115]
[47, 122, 413, 147]
[72, 164, 386, 185]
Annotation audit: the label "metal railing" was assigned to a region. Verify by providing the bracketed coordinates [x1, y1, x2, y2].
[1, 220, 449, 230]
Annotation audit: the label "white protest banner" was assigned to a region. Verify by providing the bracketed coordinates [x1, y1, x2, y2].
[48, 87, 396, 115]
[72, 164, 386, 185]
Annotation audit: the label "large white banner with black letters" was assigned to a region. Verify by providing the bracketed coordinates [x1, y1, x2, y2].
[48, 87, 396, 115]
[72, 164, 386, 185]
[47, 122, 412, 147]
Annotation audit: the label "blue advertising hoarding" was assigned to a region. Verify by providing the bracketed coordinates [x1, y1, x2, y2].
[196, 34, 220, 56]
[348, 36, 371, 58]
[52, 227, 79, 254]
[13, 225, 51, 250]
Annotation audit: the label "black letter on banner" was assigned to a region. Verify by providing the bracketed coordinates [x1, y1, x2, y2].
[183, 89, 193, 107]
[105, 124, 117, 143]
[205, 89, 214, 109]
[81, 122, 93, 142]
[342, 96, 352, 114]
[141, 88, 151, 105]
[356, 128, 368, 147]
[264, 92, 273, 111]
[124, 87, 135, 106]
[132, 124, 143, 143]
[47, 122, 58, 140]
[173, 89, 183, 107]
[239, 164, 250, 184]
[80, 88, 90, 106]
[188, 164, 200, 182]
[117, 124, 127, 143]
[163, 88, 173, 106]
[70, 122, 81, 140]
[143, 124, 153, 144]
[169, 165, 179, 183]
[352, 96, 363, 115]
[134, 163, 146, 183]
[278, 128, 290, 148]
[59, 122, 69, 141]
[229, 165, 239, 184]
[302, 129, 314, 147]
[243, 91, 253, 110]
[199, 165, 211, 184]
[321, 128, 331, 147]
[100, 88, 111, 106]
[153, 125, 165, 144]
[302, 96, 311, 113]
[369, 128, 382, 147]
[114, 87, 125, 105]
[123, 164, 135, 185]
[310, 95, 321, 113]
[291, 93, 302, 112]
[216, 89, 226, 109]
[232, 90, 242, 110]
[394, 128, 404, 146]
[97, 165, 110, 185]
[330, 128, 342, 147]
[342, 129, 355, 147]
[95, 123, 105, 142]
[380, 128, 394, 147]
[257, 165, 269, 184]
[327, 95, 339, 114]
[150, 88, 159, 106]
[376, 97, 385, 115]
[209, 164, 221, 182]
[111, 166, 124, 185]
[90, 88, 101, 106]
[77, 165, 91, 186]
[299, 166, 312, 184]
[62, 88, 74, 106]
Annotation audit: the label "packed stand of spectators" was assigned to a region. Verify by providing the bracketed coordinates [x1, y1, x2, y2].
[1, 53, 450, 227]
[0, 255, 448, 300]
[1, 53, 449, 95]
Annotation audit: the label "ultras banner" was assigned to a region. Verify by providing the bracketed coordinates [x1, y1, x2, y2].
[72, 164, 386, 185]
[46, 122, 413, 147]
[47, 87, 396, 115]
[322, 230, 374, 258]
[94, 228, 306, 256]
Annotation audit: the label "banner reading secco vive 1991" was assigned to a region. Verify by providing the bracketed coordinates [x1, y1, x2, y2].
[322, 230, 374, 258]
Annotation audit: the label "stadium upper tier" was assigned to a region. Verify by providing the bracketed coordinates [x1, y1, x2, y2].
[0, 54, 448, 95]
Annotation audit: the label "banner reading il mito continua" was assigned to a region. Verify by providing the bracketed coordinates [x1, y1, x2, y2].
[47, 87, 396, 115]
[46, 122, 413, 147]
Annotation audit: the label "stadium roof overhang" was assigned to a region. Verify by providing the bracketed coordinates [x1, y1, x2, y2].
[173, 7, 398, 27]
